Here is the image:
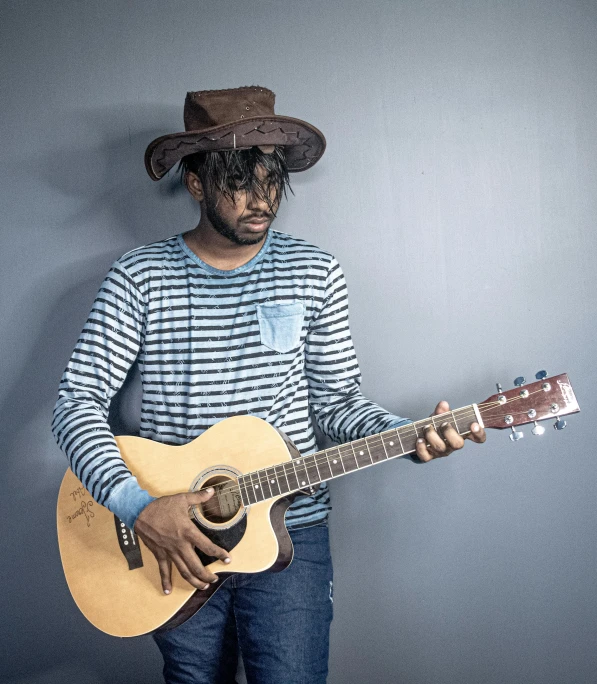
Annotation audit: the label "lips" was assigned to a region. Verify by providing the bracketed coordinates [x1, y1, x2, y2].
[243, 215, 272, 229]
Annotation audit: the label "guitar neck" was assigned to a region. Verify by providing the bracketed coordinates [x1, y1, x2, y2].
[237, 404, 481, 506]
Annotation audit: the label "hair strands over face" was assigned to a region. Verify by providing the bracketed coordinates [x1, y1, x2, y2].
[179, 146, 292, 215]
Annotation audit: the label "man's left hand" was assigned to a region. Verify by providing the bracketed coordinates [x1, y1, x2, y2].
[414, 400, 486, 462]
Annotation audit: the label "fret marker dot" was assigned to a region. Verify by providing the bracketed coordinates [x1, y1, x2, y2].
[333, 459, 337, 464]
[270, 479, 275, 484]
[389, 442, 394, 446]
[254, 485, 259, 489]
[359, 451, 364, 455]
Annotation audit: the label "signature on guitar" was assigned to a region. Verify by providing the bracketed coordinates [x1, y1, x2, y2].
[67, 500, 95, 527]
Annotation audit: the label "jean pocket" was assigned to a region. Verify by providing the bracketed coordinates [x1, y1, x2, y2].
[256, 301, 304, 353]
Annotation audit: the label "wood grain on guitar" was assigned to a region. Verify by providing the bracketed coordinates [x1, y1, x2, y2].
[56, 373, 579, 637]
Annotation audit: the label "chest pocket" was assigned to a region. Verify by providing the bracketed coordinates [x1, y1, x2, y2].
[256, 301, 304, 353]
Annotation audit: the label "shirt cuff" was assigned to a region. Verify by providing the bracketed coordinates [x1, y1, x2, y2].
[104, 477, 157, 530]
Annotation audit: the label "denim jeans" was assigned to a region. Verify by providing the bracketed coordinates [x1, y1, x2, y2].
[153, 523, 334, 684]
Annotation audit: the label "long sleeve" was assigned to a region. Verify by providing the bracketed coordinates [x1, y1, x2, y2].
[305, 258, 410, 444]
[51, 261, 155, 529]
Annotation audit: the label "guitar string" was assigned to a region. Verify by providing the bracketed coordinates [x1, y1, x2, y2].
[199, 395, 551, 517]
[197, 396, 540, 514]
[196, 389, 554, 514]
[205, 385, 548, 499]
[217, 403, 482, 490]
[198, 407, 481, 514]
[196, 405, 477, 501]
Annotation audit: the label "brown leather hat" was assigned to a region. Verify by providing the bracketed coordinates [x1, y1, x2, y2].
[144, 86, 326, 181]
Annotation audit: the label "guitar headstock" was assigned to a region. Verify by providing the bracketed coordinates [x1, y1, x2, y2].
[478, 372, 579, 439]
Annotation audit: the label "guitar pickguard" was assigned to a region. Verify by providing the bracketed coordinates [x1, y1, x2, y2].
[192, 514, 247, 566]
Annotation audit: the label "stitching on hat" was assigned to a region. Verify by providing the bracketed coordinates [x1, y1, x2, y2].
[188, 85, 274, 98]
[153, 119, 321, 173]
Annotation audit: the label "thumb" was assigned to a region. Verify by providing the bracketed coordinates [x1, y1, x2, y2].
[186, 487, 215, 504]
[433, 400, 450, 416]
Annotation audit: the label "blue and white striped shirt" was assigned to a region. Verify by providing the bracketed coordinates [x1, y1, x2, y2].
[52, 230, 409, 529]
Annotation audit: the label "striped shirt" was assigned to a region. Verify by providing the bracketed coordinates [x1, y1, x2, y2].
[52, 230, 409, 530]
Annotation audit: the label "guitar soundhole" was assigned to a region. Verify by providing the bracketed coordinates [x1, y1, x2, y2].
[197, 475, 243, 525]
[191, 473, 247, 563]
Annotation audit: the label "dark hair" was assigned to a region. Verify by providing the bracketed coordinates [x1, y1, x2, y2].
[179, 146, 292, 214]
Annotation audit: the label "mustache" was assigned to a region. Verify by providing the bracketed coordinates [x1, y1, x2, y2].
[242, 211, 274, 221]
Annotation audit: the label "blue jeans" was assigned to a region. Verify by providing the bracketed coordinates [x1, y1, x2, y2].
[153, 524, 334, 684]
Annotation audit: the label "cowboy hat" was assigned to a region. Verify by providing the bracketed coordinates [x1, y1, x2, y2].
[144, 86, 326, 181]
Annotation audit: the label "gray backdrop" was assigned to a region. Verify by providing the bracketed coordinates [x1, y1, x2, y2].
[2, 1, 596, 682]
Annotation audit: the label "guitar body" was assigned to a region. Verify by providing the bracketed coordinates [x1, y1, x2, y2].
[56, 416, 299, 637]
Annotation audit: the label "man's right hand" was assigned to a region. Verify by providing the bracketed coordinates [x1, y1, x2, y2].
[134, 488, 231, 595]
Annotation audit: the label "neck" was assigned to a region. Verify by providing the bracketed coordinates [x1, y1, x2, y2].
[238, 405, 481, 506]
[184, 222, 267, 271]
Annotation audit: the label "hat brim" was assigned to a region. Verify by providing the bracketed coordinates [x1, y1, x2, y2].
[144, 115, 326, 181]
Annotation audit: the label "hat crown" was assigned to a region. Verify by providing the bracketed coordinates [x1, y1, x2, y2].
[184, 86, 276, 131]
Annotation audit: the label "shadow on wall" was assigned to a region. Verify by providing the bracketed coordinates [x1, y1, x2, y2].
[36, 104, 191, 244]
[0, 105, 194, 683]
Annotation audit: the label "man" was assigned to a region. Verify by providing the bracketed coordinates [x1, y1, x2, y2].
[52, 86, 485, 683]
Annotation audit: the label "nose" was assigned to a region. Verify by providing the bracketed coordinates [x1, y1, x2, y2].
[246, 190, 274, 215]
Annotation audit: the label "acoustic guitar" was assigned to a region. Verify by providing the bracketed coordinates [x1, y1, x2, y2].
[57, 372, 579, 637]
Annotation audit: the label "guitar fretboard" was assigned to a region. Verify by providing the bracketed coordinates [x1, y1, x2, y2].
[237, 405, 478, 506]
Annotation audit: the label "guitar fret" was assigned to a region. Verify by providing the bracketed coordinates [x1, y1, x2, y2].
[395, 427, 405, 453]
[262, 468, 274, 499]
[342, 443, 358, 472]
[364, 436, 374, 464]
[350, 441, 365, 468]
[294, 457, 311, 488]
[238, 476, 250, 506]
[303, 455, 318, 486]
[265, 467, 281, 497]
[285, 461, 300, 492]
[275, 463, 291, 495]
[312, 453, 323, 482]
[243, 475, 257, 505]
[338, 447, 347, 473]
[317, 450, 334, 481]
[326, 446, 345, 477]
[400, 423, 419, 454]
[351, 440, 365, 468]
[249, 472, 264, 503]
[368, 435, 387, 463]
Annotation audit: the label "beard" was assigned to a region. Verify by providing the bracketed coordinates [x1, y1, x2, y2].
[204, 193, 270, 246]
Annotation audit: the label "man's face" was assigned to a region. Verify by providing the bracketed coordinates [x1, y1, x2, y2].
[201, 165, 280, 246]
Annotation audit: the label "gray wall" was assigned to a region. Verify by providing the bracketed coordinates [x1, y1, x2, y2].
[2, 1, 596, 682]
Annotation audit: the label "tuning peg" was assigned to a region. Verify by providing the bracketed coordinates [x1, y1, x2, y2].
[496, 383, 502, 393]
[514, 376, 526, 387]
[509, 427, 524, 441]
[554, 418, 567, 431]
[535, 370, 548, 380]
[532, 422, 545, 436]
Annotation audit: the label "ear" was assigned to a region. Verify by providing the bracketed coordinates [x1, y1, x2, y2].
[185, 171, 205, 202]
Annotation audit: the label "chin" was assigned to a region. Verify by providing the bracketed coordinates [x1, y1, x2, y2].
[235, 228, 269, 245]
